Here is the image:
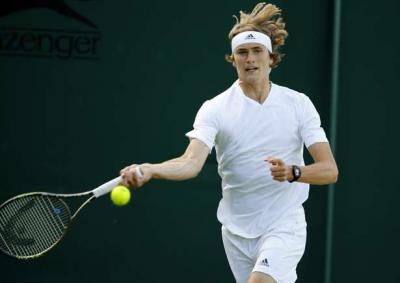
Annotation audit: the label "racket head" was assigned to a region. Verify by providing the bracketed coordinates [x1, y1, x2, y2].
[0, 193, 72, 260]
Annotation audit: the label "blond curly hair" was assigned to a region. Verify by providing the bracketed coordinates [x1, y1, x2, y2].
[226, 3, 288, 68]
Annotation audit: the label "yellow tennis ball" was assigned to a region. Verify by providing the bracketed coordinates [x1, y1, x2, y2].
[110, 186, 131, 206]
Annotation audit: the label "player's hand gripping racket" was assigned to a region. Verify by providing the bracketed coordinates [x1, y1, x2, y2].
[0, 167, 142, 260]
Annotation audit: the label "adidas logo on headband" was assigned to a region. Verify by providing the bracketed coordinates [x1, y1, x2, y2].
[245, 34, 255, 40]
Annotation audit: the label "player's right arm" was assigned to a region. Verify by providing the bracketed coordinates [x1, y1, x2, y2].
[119, 138, 209, 189]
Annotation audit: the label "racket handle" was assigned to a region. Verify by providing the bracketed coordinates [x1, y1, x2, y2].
[92, 176, 122, 198]
[92, 167, 143, 198]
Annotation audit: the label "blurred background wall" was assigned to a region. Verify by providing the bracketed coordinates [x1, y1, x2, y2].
[0, 0, 399, 282]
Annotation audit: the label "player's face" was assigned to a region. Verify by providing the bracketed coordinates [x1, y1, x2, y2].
[233, 43, 272, 83]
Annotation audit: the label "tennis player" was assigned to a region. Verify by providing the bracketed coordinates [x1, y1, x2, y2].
[120, 3, 338, 283]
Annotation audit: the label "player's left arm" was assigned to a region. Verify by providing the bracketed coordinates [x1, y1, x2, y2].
[268, 142, 338, 185]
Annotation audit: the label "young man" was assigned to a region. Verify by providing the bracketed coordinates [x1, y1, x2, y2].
[120, 3, 338, 283]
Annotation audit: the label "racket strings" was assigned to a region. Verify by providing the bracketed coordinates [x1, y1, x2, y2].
[0, 197, 49, 257]
[0, 195, 71, 259]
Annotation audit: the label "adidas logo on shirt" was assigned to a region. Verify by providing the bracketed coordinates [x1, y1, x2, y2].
[245, 34, 255, 40]
[259, 258, 269, 267]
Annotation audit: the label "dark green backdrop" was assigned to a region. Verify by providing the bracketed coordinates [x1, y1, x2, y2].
[1, 0, 399, 282]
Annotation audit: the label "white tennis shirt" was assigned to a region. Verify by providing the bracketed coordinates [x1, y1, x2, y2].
[186, 81, 328, 238]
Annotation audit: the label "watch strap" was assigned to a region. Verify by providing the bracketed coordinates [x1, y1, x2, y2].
[289, 165, 301, 183]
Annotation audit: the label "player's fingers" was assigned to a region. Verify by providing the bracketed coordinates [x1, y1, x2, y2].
[120, 172, 129, 187]
[119, 170, 130, 187]
[265, 156, 283, 164]
[119, 178, 129, 187]
[264, 157, 275, 164]
[129, 165, 146, 188]
[269, 159, 284, 166]
[121, 163, 136, 174]
[128, 179, 139, 189]
[121, 164, 148, 189]
[119, 167, 128, 175]
[273, 176, 286, 182]
[271, 171, 286, 178]
[121, 172, 132, 187]
[269, 165, 285, 172]
[121, 169, 135, 188]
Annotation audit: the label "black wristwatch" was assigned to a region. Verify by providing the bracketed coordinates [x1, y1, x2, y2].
[289, 165, 301, 183]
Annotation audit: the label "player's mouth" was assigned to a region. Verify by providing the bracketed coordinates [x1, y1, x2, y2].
[245, 67, 259, 72]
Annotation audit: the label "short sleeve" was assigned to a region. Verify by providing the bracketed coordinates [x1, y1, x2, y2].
[185, 100, 219, 153]
[300, 96, 329, 148]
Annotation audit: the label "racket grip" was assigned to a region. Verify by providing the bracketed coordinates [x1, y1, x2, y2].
[92, 176, 122, 198]
[92, 167, 143, 198]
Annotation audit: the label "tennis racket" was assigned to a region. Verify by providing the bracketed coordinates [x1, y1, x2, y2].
[0, 167, 142, 260]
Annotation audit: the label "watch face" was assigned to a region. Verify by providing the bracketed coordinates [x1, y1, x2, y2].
[294, 167, 300, 177]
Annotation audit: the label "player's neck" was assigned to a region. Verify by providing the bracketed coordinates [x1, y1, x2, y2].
[239, 77, 271, 104]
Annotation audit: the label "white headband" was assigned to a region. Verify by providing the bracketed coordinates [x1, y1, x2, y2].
[231, 31, 272, 53]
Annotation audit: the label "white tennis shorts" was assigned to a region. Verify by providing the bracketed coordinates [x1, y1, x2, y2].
[221, 206, 307, 283]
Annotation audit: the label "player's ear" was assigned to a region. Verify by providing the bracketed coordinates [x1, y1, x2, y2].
[226, 54, 236, 68]
[269, 54, 274, 67]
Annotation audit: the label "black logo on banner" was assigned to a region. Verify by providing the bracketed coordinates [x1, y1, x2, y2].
[0, 0, 102, 60]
